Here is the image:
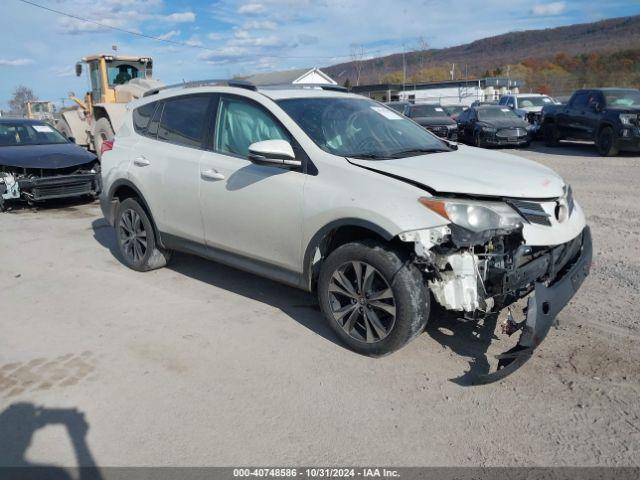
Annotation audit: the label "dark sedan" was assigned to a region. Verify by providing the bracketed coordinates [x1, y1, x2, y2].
[0, 119, 100, 210]
[457, 105, 532, 148]
[403, 103, 458, 141]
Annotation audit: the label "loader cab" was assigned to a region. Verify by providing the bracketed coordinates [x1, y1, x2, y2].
[76, 54, 153, 104]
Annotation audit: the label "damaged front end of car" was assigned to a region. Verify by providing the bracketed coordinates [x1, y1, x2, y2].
[400, 190, 592, 383]
[0, 162, 101, 211]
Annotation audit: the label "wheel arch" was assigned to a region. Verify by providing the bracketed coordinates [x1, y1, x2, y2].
[302, 218, 405, 292]
[107, 179, 165, 249]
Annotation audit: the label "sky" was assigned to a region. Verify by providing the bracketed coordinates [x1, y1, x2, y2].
[1, 0, 639, 109]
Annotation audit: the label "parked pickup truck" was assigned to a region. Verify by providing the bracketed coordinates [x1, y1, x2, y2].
[541, 88, 640, 156]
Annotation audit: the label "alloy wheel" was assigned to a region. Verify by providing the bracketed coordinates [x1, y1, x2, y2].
[327, 261, 396, 343]
[118, 209, 147, 263]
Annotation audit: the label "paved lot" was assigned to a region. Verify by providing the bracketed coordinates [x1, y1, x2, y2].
[1, 141, 639, 468]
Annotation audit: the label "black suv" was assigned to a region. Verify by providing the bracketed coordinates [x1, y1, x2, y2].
[541, 88, 640, 156]
[403, 104, 458, 141]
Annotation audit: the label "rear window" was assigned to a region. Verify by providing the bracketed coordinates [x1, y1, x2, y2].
[157, 95, 211, 148]
[132, 102, 157, 134]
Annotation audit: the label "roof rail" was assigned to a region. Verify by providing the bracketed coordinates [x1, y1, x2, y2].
[143, 79, 257, 97]
[259, 83, 348, 92]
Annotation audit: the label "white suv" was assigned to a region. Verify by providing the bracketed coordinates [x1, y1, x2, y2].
[100, 81, 591, 381]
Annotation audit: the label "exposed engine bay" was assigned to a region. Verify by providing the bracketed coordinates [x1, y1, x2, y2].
[399, 198, 592, 383]
[0, 161, 101, 211]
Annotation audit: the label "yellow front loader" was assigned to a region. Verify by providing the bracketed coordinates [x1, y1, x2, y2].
[55, 54, 162, 158]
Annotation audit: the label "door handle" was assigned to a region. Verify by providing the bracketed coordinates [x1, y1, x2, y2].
[200, 169, 225, 181]
[133, 156, 150, 167]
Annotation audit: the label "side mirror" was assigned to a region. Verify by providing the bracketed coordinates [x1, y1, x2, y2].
[67, 136, 76, 144]
[75, 63, 83, 77]
[248, 140, 301, 168]
[593, 102, 602, 113]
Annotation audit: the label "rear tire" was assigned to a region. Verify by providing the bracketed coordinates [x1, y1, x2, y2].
[544, 123, 561, 147]
[317, 240, 429, 357]
[94, 117, 114, 160]
[115, 198, 171, 272]
[596, 126, 619, 157]
[473, 131, 484, 148]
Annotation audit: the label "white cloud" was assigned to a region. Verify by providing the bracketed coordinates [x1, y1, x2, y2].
[0, 58, 33, 66]
[160, 12, 196, 23]
[531, 2, 567, 16]
[57, 16, 127, 34]
[185, 35, 203, 47]
[157, 30, 180, 40]
[243, 20, 277, 30]
[238, 3, 267, 15]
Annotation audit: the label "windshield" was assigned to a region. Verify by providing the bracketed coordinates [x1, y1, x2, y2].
[277, 97, 450, 159]
[517, 96, 553, 108]
[477, 107, 520, 121]
[107, 63, 140, 86]
[604, 90, 640, 107]
[444, 105, 465, 116]
[409, 104, 448, 117]
[0, 122, 68, 147]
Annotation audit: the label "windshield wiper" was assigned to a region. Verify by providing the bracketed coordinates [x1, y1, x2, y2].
[388, 147, 450, 158]
[348, 153, 391, 160]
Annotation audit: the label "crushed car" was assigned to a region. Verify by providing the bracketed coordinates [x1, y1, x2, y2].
[0, 119, 100, 211]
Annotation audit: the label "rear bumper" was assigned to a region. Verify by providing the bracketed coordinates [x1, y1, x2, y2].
[475, 226, 592, 384]
[17, 173, 100, 201]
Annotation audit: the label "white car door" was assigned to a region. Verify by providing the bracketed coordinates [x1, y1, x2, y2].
[198, 94, 305, 276]
[131, 94, 213, 243]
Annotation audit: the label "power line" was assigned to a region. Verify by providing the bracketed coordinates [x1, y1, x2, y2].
[16, 0, 386, 61]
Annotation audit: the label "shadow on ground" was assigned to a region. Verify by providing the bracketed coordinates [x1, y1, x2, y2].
[0, 402, 102, 480]
[92, 218, 505, 385]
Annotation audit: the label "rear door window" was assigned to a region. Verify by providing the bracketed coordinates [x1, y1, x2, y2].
[157, 95, 211, 149]
[146, 102, 163, 139]
[132, 102, 157, 134]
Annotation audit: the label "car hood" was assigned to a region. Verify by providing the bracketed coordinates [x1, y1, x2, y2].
[516, 106, 543, 113]
[348, 145, 565, 199]
[480, 117, 530, 129]
[412, 116, 457, 126]
[0, 143, 97, 169]
[606, 106, 640, 114]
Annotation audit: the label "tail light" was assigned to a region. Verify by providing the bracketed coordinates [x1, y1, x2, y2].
[101, 140, 114, 155]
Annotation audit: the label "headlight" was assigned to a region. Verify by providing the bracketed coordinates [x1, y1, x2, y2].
[620, 113, 638, 126]
[419, 198, 523, 232]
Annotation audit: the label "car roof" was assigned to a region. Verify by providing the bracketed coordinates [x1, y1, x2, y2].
[258, 87, 353, 100]
[0, 118, 49, 124]
[137, 83, 356, 105]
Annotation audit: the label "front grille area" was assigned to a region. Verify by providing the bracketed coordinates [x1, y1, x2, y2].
[497, 128, 527, 139]
[526, 112, 541, 124]
[427, 125, 449, 138]
[17, 173, 99, 201]
[508, 199, 552, 226]
[32, 181, 94, 200]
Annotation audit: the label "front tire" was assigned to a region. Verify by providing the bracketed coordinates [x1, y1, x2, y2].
[473, 131, 484, 148]
[543, 123, 561, 147]
[596, 126, 619, 157]
[115, 198, 171, 272]
[318, 241, 429, 357]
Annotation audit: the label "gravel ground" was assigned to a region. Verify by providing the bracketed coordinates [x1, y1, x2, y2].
[0, 141, 639, 468]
